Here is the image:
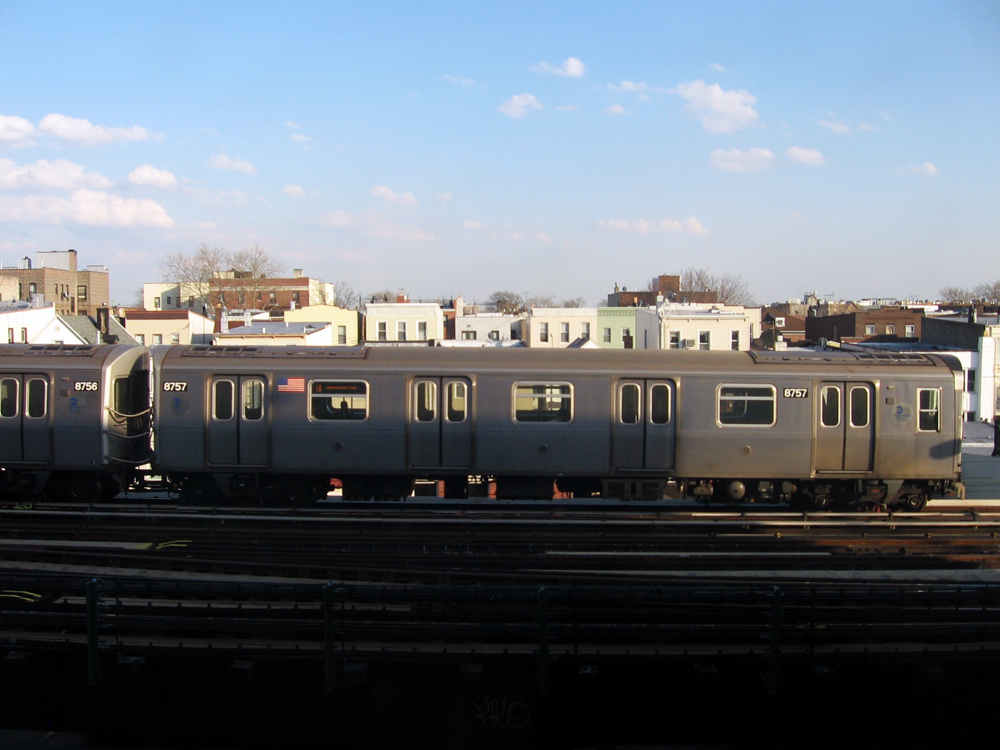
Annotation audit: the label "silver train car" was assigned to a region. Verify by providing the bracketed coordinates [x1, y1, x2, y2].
[148, 345, 964, 510]
[0, 344, 151, 500]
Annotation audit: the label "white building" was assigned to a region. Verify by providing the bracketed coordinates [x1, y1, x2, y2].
[214, 321, 334, 346]
[364, 300, 444, 343]
[635, 303, 761, 351]
[521, 307, 599, 348]
[1, 305, 82, 344]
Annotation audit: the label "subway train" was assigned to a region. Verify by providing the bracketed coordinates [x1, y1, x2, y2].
[0, 343, 965, 510]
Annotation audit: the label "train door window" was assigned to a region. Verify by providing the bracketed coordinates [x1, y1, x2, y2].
[213, 380, 235, 421]
[446, 382, 467, 423]
[620, 384, 640, 424]
[243, 379, 264, 421]
[514, 382, 572, 423]
[820, 386, 840, 427]
[25, 378, 46, 419]
[114, 377, 129, 418]
[850, 387, 870, 428]
[718, 385, 776, 426]
[918, 388, 940, 432]
[0, 378, 18, 418]
[311, 381, 368, 421]
[650, 384, 670, 424]
[415, 381, 437, 422]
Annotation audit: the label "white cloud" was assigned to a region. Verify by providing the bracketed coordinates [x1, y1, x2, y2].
[208, 154, 257, 174]
[710, 147, 775, 172]
[604, 105, 627, 116]
[673, 80, 759, 133]
[499, 93, 543, 118]
[785, 147, 826, 166]
[0, 189, 174, 227]
[709, 63, 725, 72]
[858, 123, 877, 132]
[291, 133, 312, 144]
[597, 217, 708, 235]
[284, 184, 305, 197]
[285, 121, 304, 129]
[910, 162, 939, 176]
[532, 57, 585, 77]
[442, 74, 479, 88]
[370, 185, 418, 206]
[128, 164, 177, 189]
[320, 209, 436, 241]
[437, 192, 452, 204]
[463, 220, 488, 230]
[38, 114, 150, 146]
[536, 232, 551, 243]
[1, 158, 113, 189]
[817, 118, 851, 134]
[0, 115, 35, 145]
[608, 81, 659, 101]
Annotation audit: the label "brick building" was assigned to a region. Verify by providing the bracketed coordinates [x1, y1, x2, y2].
[0, 250, 110, 317]
[606, 274, 718, 307]
[143, 269, 333, 315]
[804, 308, 923, 344]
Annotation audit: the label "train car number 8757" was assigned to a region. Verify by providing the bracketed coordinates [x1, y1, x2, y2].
[162, 382, 189, 392]
[783, 388, 808, 398]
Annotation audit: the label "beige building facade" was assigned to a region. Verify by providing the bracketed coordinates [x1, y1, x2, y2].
[522, 308, 599, 348]
[122, 310, 215, 346]
[284, 304, 361, 346]
[364, 302, 444, 343]
[635, 304, 761, 351]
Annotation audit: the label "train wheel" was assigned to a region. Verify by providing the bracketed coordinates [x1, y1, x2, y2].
[901, 493, 928, 512]
[807, 494, 833, 511]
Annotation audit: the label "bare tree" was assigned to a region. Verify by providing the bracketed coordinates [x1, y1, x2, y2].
[332, 281, 359, 309]
[160, 243, 284, 313]
[940, 286, 974, 303]
[973, 281, 1000, 305]
[650, 267, 756, 306]
[528, 294, 556, 308]
[132, 288, 145, 308]
[368, 289, 397, 304]
[559, 297, 586, 308]
[488, 291, 526, 315]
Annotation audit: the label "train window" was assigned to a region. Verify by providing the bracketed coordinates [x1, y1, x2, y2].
[26, 379, 46, 419]
[415, 381, 437, 423]
[650, 384, 670, 424]
[514, 383, 572, 423]
[0, 378, 18, 418]
[446, 382, 467, 423]
[718, 385, 775, 426]
[850, 387, 870, 428]
[311, 381, 368, 421]
[243, 380, 264, 421]
[820, 386, 840, 427]
[213, 380, 234, 421]
[620, 384, 640, 424]
[918, 388, 940, 432]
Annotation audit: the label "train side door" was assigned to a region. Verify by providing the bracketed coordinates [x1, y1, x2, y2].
[409, 377, 472, 469]
[815, 382, 874, 472]
[613, 380, 675, 471]
[0, 375, 50, 464]
[207, 375, 268, 467]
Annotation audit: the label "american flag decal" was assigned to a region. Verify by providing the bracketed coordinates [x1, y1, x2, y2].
[277, 377, 305, 393]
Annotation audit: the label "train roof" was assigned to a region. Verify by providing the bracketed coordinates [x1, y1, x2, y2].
[0, 343, 128, 365]
[154, 344, 961, 374]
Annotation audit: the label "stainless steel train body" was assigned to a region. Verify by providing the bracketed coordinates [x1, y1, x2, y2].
[150, 345, 964, 509]
[0, 344, 151, 499]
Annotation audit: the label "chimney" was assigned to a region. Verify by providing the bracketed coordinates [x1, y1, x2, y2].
[221, 312, 229, 334]
[396, 293, 408, 303]
[454, 295, 464, 318]
[97, 306, 111, 343]
[293, 269, 303, 278]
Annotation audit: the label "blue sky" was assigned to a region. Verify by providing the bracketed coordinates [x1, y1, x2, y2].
[1, 1, 997, 306]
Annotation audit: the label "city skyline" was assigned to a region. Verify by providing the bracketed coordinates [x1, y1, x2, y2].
[1, 1, 997, 306]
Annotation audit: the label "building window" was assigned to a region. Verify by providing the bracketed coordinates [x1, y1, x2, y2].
[311, 381, 368, 421]
[718, 385, 776, 426]
[603, 327, 611, 343]
[269, 292, 277, 305]
[292, 291, 300, 303]
[967, 369, 977, 393]
[7, 328, 12, 344]
[917, 388, 940, 432]
[77, 285, 88, 301]
[171, 333, 180, 344]
[397, 321, 407, 341]
[775, 317, 785, 328]
[136, 334, 145, 345]
[699, 331, 710, 350]
[461, 331, 477, 340]
[668, 331, 680, 349]
[418, 321, 428, 340]
[560, 322, 570, 343]
[885, 324, 896, 335]
[905, 324, 915, 337]
[166, 297, 172, 306]
[154, 297, 161, 309]
[865, 325, 875, 335]
[377, 322, 387, 341]
[731, 330, 740, 350]
[28, 282, 37, 295]
[539, 322, 549, 343]
[514, 382, 573, 423]
[20, 328, 27, 343]
[152, 334, 162, 345]
[338, 326, 347, 345]
[581, 322, 590, 340]
[488, 330, 500, 340]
